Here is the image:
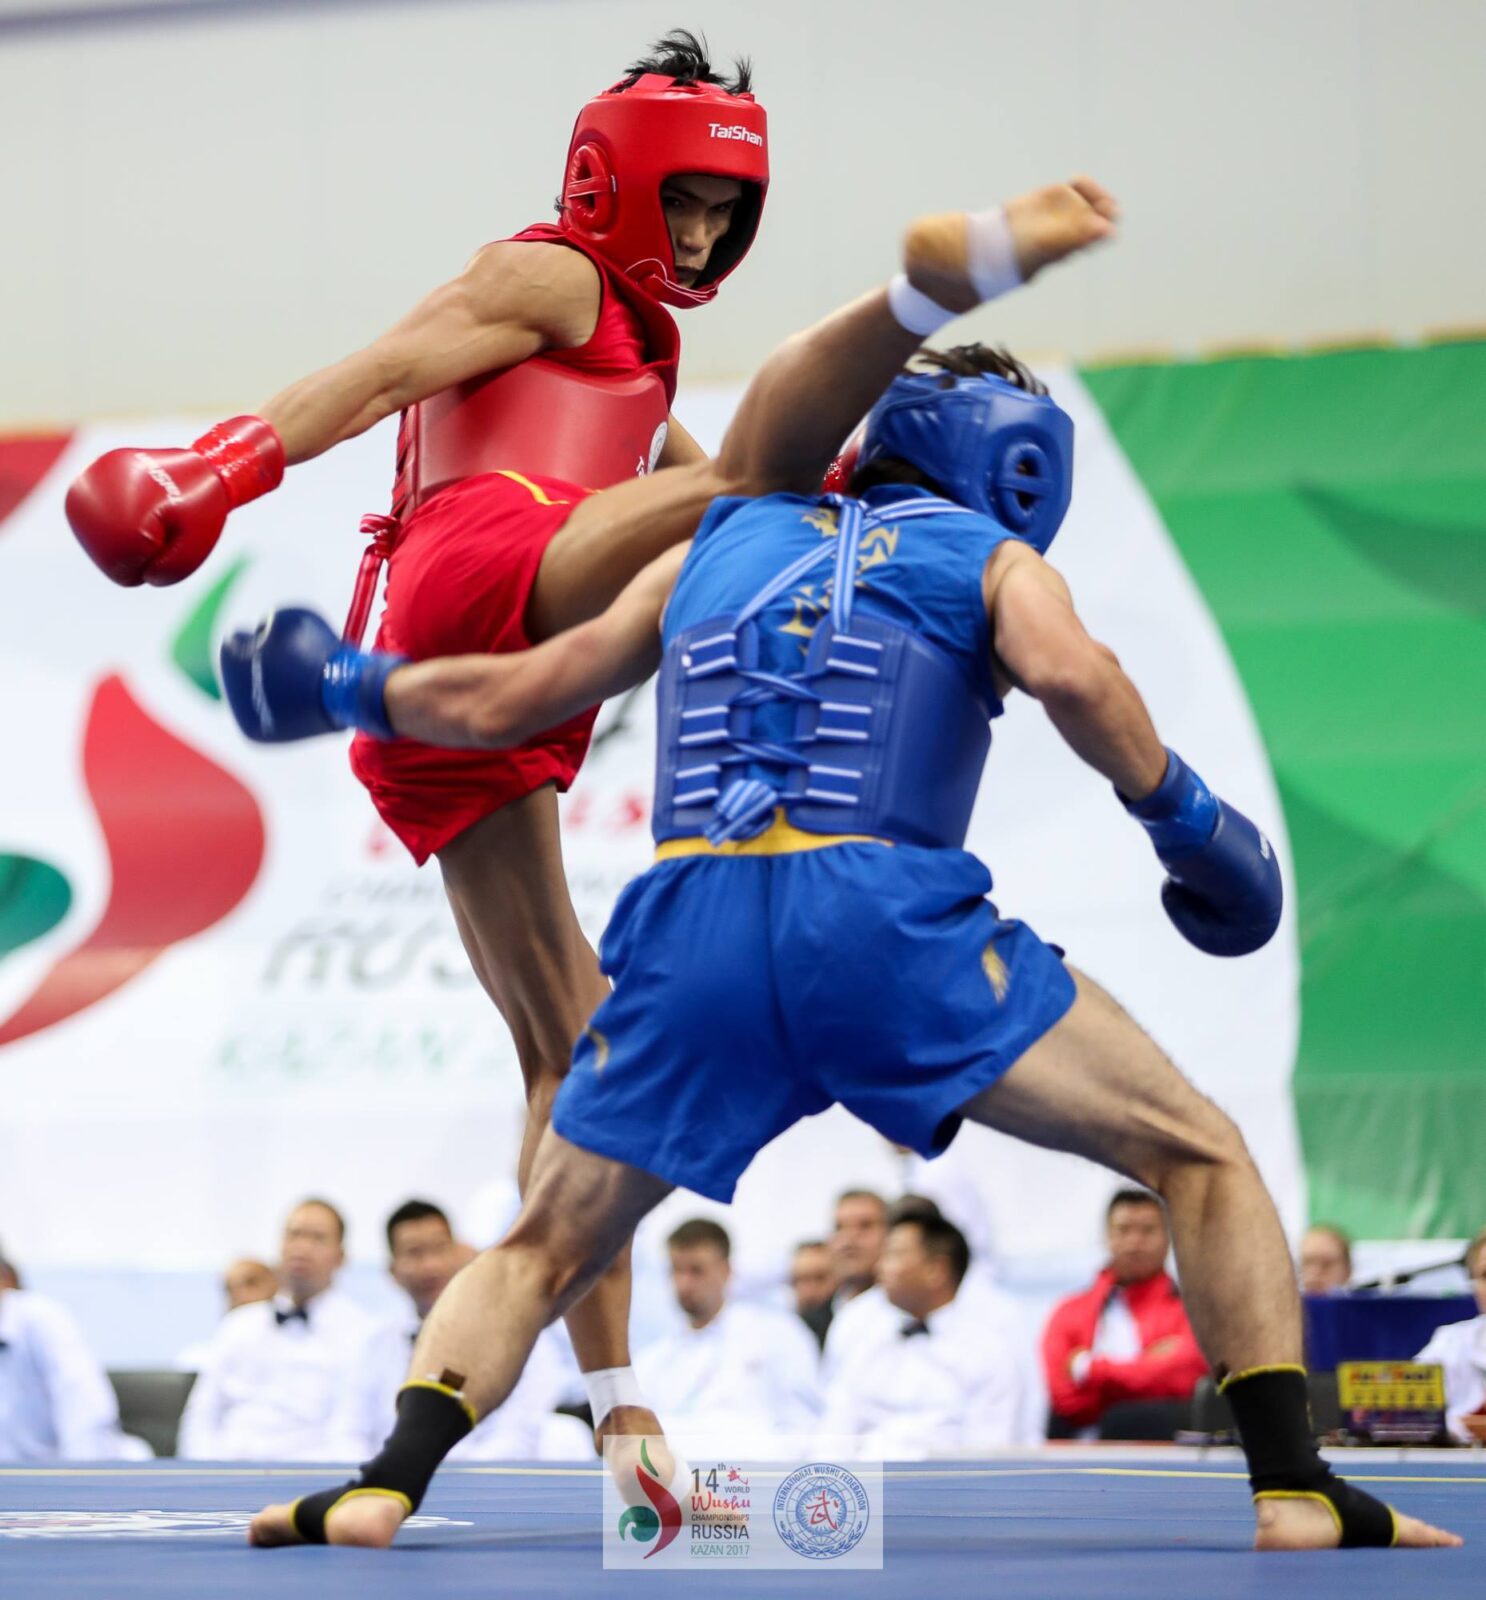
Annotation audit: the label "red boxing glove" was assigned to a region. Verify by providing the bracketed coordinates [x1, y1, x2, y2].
[66, 415, 284, 587]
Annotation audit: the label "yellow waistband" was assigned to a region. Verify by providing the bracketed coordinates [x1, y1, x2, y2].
[654, 810, 893, 860]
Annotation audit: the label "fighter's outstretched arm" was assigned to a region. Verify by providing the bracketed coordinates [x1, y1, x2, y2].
[385, 546, 685, 748]
[259, 241, 602, 464]
[220, 545, 686, 751]
[66, 241, 602, 588]
[986, 541, 1283, 957]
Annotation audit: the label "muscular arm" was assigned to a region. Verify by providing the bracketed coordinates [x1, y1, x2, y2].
[258, 241, 602, 465]
[985, 542, 1168, 800]
[383, 544, 686, 748]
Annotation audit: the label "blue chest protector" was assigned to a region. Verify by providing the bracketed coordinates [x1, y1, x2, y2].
[653, 493, 1005, 849]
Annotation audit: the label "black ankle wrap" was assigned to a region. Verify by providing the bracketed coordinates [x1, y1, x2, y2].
[1221, 1365, 1397, 1547]
[290, 1382, 475, 1544]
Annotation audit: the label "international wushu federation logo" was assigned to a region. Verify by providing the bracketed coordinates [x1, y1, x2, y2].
[615, 1439, 683, 1559]
[773, 1463, 871, 1560]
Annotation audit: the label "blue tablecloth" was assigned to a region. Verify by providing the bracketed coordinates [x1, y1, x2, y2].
[1304, 1293, 1475, 1371]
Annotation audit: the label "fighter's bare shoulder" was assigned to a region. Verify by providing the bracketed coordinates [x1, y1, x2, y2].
[460, 238, 603, 349]
[980, 536, 1069, 612]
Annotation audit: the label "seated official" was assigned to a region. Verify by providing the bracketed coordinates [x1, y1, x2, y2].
[789, 1240, 837, 1351]
[634, 1219, 820, 1444]
[0, 1264, 149, 1461]
[327, 1200, 585, 1460]
[1042, 1188, 1207, 1437]
[178, 1199, 372, 1460]
[829, 1190, 889, 1315]
[819, 1213, 1021, 1457]
[177, 1256, 279, 1372]
[1299, 1224, 1353, 1296]
[1415, 1225, 1486, 1443]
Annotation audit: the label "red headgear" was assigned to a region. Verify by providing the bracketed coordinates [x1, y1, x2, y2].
[559, 72, 768, 310]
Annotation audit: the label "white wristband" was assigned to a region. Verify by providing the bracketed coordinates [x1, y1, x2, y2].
[887, 273, 957, 337]
[583, 1365, 647, 1429]
[966, 206, 1022, 301]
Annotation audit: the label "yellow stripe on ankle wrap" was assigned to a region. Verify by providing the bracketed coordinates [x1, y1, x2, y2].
[1217, 1363, 1308, 1394]
[399, 1378, 478, 1429]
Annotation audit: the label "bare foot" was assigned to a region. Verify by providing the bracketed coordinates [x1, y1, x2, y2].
[903, 177, 1118, 311]
[247, 1493, 409, 1550]
[1254, 1496, 1462, 1551]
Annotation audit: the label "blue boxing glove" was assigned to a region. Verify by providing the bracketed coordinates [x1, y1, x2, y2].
[1121, 750, 1282, 956]
[219, 607, 405, 743]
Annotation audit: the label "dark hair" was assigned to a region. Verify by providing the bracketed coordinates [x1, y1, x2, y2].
[386, 1199, 451, 1253]
[618, 28, 753, 95]
[835, 1189, 888, 1217]
[668, 1217, 731, 1258]
[294, 1196, 347, 1245]
[1106, 1187, 1163, 1222]
[892, 1214, 971, 1288]
[848, 344, 1047, 498]
[887, 1193, 943, 1229]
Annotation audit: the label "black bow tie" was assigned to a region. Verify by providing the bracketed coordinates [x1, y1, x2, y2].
[900, 1318, 931, 1339]
[274, 1305, 309, 1327]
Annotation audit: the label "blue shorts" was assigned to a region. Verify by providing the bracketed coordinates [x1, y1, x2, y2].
[551, 841, 1076, 1203]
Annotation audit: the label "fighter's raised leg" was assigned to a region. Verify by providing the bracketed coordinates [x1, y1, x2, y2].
[959, 970, 1460, 1551]
[526, 177, 1118, 637]
[248, 1131, 671, 1548]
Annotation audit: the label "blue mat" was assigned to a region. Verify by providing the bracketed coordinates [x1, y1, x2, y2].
[1, 1457, 1479, 1599]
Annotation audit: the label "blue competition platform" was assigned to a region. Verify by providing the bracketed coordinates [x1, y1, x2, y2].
[1, 1453, 1481, 1599]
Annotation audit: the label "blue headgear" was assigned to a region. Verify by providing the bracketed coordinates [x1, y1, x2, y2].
[857, 370, 1074, 553]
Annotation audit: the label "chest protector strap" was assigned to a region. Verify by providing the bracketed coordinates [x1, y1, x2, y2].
[653, 495, 996, 849]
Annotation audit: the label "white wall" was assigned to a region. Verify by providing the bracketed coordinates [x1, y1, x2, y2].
[2, 0, 1483, 425]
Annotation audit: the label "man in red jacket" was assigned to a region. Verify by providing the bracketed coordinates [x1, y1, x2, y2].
[1042, 1188, 1208, 1435]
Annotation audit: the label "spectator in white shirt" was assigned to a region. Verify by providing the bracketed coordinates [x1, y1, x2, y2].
[178, 1257, 280, 1372]
[328, 1199, 587, 1461]
[634, 1219, 820, 1448]
[819, 1213, 1022, 1458]
[178, 1197, 373, 1460]
[0, 1266, 149, 1461]
[1415, 1225, 1486, 1443]
[830, 1190, 888, 1315]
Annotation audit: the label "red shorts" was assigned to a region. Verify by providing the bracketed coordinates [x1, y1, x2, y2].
[349, 470, 595, 865]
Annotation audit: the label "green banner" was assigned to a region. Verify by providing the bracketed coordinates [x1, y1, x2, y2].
[1082, 342, 1486, 1237]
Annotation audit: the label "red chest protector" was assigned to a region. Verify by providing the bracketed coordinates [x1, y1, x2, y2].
[343, 226, 680, 644]
[391, 225, 679, 517]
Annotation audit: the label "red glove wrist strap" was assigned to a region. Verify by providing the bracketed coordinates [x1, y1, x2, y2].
[191, 415, 285, 509]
